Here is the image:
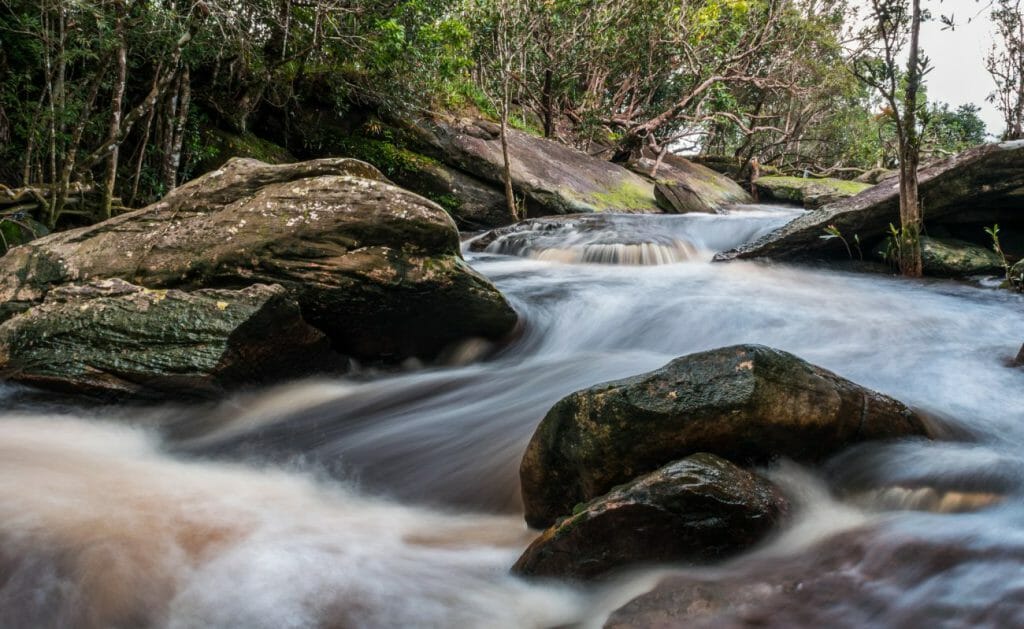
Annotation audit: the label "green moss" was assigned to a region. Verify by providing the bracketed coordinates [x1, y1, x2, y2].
[334, 134, 440, 180]
[756, 175, 871, 196]
[197, 130, 295, 173]
[589, 180, 660, 211]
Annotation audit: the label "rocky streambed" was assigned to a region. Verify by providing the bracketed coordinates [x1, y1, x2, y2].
[1, 148, 1023, 627]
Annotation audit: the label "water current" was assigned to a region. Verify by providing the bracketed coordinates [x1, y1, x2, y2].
[2, 205, 1023, 628]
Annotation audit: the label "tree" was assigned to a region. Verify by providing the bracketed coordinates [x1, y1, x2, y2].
[854, 0, 929, 277]
[986, 0, 1024, 139]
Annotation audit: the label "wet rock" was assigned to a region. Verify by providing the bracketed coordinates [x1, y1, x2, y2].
[1008, 260, 1024, 289]
[468, 214, 700, 265]
[718, 141, 1024, 262]
[631, 153, 751, 214]
[401, 116, 661, 215]
[520, 344, 928, 528]
[870, 236, 1004, 276]
[0, 158, 518, 362]
[512, 453, 787, 580]
[0, 279, 334, 398]
[920, 236, 1002, 276]
[754, 176, 871, 209]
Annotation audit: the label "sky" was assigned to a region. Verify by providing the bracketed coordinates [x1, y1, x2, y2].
[882, 2, 1004, 137]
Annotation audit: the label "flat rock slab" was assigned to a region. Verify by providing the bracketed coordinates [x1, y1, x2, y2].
[754, 176, 871, 209]
[403, 117, 661, 215]
[0, 279, 333, 398]
[512, 453, 786, 580]
[520, 344, 928, 528]
[718, 141, 1024, 262]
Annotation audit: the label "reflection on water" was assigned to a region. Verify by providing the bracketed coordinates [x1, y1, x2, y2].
[2, 207, 1024, 627]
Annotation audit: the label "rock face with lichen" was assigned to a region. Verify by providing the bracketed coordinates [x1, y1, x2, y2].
[0, 158, 518, 371]
[0, 279, 335, 398]
[520, 344, 928, 528]
[401, 117, 662, 215]
[512, 453, 787, 580]
[754, 175, 871, 209]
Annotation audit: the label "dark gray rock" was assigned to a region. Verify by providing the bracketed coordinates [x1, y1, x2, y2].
[512, 453, 787, 580]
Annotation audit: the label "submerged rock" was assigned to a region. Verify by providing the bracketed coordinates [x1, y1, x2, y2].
[753, 176, 871, 209]
[718, 141, 1024, 262]
[512, 453, 787, 580]
[0, 158, 518, 362]
[520, 344, 927, 528]
[0, 279, 334, 398]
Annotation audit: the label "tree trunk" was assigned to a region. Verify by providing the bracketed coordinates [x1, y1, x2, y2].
[163, 66, 191, 191]
[897, 0, 924, 278]
[101, 1, 128, 221]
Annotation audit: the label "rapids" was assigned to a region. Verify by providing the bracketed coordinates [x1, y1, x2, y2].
[2, 205, 1024, 627]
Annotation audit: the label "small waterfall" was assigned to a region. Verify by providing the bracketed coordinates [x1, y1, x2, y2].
[470, 208, 802, 266]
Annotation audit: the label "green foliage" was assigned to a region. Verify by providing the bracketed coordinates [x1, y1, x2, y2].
[986, 224, 1021, 290]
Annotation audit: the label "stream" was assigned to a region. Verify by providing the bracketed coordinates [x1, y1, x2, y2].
[2, 205, 1024, 628]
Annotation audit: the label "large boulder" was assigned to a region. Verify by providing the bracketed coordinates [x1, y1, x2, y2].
[0, 158, 518, 362]
[717, 141, 1024, 262]
[401, 117, 661, 215]
[0, 279, 334, 398]
[753, 175, 871, 209]
[512, 453, 787, 580]
[520, 345, 928, 528]
[631, 153, 752, 214]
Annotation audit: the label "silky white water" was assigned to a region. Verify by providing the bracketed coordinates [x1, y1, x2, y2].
[2, 206, 1023, 627]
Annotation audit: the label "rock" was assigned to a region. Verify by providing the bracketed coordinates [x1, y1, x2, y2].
[0, 215, 48, 254]
[0, 158, 518, 362]
[511, 453, 787, 580]
[870, 236, 1004, 276]
[753, 176, 871, 209]
[319, 132, 515, 229]
[520, 344, 928, 528]
[1015, 344, 1024, 366]
[920, 236, 1003, 276]
[400, 116, 662, 215]
[632, 153, 752, 214]
[718, 141, 1024, 262]
[1008, 260, 1024, 289]
[0, 279, 334, 398]
[855, 168, 896, 184]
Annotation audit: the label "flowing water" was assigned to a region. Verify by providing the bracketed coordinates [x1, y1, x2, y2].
[2, 205, 1024, 628]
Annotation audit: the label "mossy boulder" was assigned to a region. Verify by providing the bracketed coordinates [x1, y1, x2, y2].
[399, 116, 661, 215]
[0, 158, 518, 362]
[632, 152, 752, 214]
[512, 453, 787, 580]
[923, 236, 1002, 276]
[0, 279, 335, 398]
[719, 141, 1024, 262]
[520, 344, 928, 528]
[870, 236, 1004, 277]
[754, 176, 871, 209]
